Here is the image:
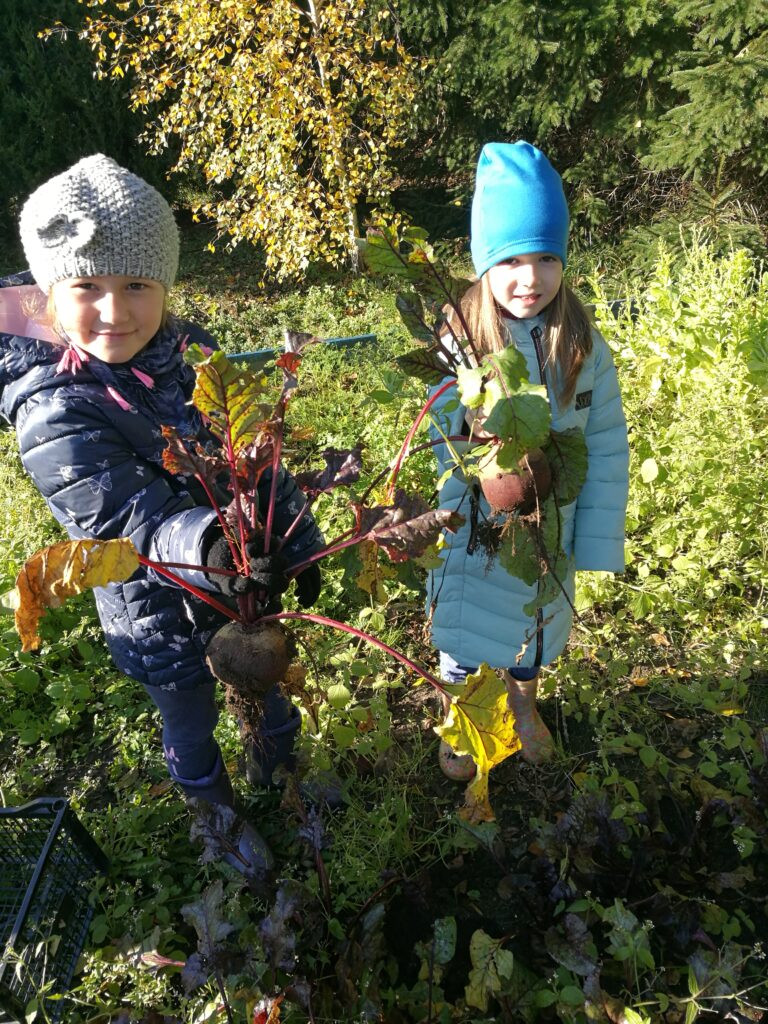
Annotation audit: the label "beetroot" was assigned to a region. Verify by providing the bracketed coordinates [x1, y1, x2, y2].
[478, 447, 552, 515]
[206, 621, 293, 696]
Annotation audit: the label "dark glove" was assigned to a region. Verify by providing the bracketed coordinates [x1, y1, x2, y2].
[294, 563, 322, 608]
[203, 532, 254, 597]
[247, 552, 290, 599]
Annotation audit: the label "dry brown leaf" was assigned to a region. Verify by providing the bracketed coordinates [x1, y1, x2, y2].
[15, 538, 139, 651]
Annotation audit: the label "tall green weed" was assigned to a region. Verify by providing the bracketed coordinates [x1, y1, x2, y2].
[582, 237, 767, 669]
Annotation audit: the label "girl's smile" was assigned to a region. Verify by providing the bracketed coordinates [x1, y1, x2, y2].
[50, 275, 166, 363]
[486, 252, 563, 318]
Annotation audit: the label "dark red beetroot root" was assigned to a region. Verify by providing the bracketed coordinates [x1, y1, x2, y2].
[206, 621, 293, 696]
[479, 447, 552, 514]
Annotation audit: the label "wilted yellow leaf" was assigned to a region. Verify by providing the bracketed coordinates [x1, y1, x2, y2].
[435, 664, 521, 823]
[355, 538, 394, 601]
[15, 538, 139, 651]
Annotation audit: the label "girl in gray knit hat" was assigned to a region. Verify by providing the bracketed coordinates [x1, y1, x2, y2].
[2, 154, 324, 876]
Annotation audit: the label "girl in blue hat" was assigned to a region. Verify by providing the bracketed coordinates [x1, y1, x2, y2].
[429, 141, 629, 779]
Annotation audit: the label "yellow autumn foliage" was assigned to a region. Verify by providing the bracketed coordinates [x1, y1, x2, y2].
[66, 0, 422, 280]
[15, 538, 139, 652]
[434, 664, 522, 824]
[355, 538, 396, 602]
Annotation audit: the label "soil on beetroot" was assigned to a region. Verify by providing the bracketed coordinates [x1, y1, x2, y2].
[479, 446, 552, 514]
[206, 621, 295, 693]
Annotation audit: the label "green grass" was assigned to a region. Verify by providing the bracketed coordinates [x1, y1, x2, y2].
[1, 239, 767, 1023]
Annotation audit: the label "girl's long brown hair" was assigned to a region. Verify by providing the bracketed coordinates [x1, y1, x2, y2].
[455, 274, 593, 407]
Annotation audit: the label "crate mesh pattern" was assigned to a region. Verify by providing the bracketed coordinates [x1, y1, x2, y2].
[1, 799, 107, 1023]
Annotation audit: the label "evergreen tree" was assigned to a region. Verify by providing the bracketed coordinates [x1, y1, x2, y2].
[0, 0, 160, 255]
[647, 1, 768, 176]
[395, 0, 768, 243]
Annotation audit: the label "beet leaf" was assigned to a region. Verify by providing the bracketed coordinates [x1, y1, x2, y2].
[187, 345, 273, 456]
[395, 346, 454, 385]
[395, 291, 434, 344]
[294, 446, 363, 499]
[435, 664, 522, 824]
[543, 427, 588, 505]
[160, 426, 227, 484]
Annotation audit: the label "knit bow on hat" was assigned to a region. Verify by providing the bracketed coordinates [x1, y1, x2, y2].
[36, 211, 97, 252]
[19, 154, 179, 294]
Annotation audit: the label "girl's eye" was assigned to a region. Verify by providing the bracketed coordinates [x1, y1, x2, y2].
[127, 282, 147, 291]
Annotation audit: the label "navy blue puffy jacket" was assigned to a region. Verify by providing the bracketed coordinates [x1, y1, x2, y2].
[0, 273, 323, 691]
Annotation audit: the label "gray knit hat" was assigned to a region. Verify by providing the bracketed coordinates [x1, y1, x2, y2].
[19, 154, 179, 293]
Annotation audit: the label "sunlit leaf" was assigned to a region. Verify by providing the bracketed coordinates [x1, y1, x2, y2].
[484, 390, 551, 458]
[15, 538, 139, 652]
[355, 538, 395, 600]
[283, 330, 320, 355]
[640, 457, 659, 483]
[360, 226, 457, 306]
[161, 425, 227, 485]
[189, 346, 273, 455]
[464, 929, 516, 1011]
[276, 350, 302, 392]
[484, 347, 531, 395]
[361, 490, 464, 562]
[456, 364, 487, 409]
[435, 664, 521, 823]
[253, 994, 284, 1024]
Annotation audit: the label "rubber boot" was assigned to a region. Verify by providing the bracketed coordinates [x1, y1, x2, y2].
[501, 670, 555, 765]
[246, 685, 302, 787]
[177, 753, 274, 875]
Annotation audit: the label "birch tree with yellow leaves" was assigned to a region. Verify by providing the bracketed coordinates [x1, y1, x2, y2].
[62, 0, 420, 278]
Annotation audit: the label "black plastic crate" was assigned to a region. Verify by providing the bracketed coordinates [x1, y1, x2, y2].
[0, 798, 108, 1023]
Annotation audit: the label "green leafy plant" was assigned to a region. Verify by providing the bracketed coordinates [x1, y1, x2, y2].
[358, 223, 589, 615]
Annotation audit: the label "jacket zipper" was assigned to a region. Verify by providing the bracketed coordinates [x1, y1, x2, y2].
[529, 325, 546, 668]
[466, 482, 481, 555]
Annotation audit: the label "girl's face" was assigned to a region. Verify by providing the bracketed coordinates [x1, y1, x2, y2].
[50, 275, 165, 363]
[486, 252, 563, 319]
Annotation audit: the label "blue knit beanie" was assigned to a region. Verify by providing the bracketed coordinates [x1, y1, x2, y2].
[470, 141, 569, 277]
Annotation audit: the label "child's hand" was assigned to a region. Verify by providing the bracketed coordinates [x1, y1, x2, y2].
[203, 530, 289, 599]
[203, 533, 254, 597]
[246, 545, 290, 599]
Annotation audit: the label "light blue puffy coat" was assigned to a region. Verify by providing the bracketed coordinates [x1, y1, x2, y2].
[427, 312, 629, 669]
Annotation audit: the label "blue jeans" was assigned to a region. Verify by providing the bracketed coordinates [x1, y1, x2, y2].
[144, 681, 292, 786]
[439, 651, 539, 685]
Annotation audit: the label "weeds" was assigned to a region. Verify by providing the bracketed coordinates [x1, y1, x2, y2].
[1, 237, 767, 1021]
